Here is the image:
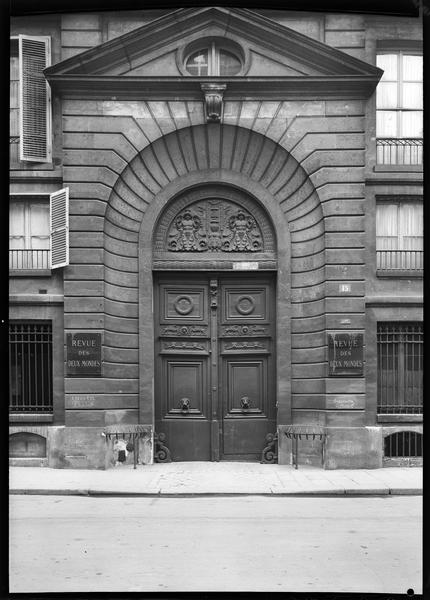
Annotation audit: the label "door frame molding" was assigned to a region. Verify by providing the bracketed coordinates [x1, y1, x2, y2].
[138, 169, 292, 433]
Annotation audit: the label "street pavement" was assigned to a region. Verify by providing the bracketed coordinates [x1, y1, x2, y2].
[9, 462, 422, 496]
[9, 495, 422, 593]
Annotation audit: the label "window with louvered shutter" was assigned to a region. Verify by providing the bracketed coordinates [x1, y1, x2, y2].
[19, 35, 52, 163]
[10, 39, 20, 167]
[50, 188, 69, 269]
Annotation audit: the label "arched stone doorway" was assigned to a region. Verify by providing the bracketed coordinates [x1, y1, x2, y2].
[104, 123, 325, 462]
[151, 184, 277, 461]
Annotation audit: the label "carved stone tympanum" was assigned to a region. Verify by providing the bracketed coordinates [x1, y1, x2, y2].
[153, 185, 277, 267]
[166, 200, 263, 253]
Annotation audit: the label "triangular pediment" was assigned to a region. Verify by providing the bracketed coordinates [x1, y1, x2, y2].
[45, 7, 382, 80]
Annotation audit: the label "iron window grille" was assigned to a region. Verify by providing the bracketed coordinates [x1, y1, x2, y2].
[9, 322, 53, 412]
[377, 322, 423, 414]
[384, 431, 422, 458]
[9, 248, 50, 270]
[376, 138, 423, 166]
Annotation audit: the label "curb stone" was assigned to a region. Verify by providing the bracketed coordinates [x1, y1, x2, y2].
[389, 488, 422, 495]
[11, 489, 90, 496]
[9, 488, 422, 497]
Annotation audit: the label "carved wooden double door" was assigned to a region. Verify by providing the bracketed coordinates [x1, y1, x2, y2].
[154, 273, 276, 461]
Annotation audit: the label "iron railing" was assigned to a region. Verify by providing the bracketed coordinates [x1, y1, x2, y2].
[9, 249, 50, 270]
[9, 322, 53, 412]
[376, 250, 423, 271]
[376, 138, 423, 165]
[384, 431, 422, 458]
[377, 322, 423, 414]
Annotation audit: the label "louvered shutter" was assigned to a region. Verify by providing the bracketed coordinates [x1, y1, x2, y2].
[19, 35, 52, 163]
[50, 188, 69, 269]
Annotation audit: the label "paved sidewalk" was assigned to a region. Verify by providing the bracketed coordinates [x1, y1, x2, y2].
[9, 463, 422, 496]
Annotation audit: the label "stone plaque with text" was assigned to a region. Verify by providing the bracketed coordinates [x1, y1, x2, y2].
[328, 332, 364, 376]
[66, 332, 102, 376]
[66, 395, 96, 408]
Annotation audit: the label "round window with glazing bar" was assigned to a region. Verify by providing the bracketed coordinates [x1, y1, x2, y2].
[183, 39, 244, 76]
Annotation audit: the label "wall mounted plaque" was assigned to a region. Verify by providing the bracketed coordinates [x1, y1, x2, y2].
[66, 395, 97, 408]
[233, 262, 259, 270]
[66, 332, 102, 376]
[328, 332, 364, 376]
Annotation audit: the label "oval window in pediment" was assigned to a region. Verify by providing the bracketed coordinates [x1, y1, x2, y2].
[185, 40, 243, 76]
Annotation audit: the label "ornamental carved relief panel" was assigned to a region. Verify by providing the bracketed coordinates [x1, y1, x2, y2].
[166, 200, 263, 253]
[153, 186, 276, 261]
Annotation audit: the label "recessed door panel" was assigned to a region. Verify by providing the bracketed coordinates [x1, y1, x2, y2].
[223, 286, 269, 321]
[225, 360, 266, 415]
[162, 359, 208, 417]
[222, 418, 273, 456]
[160, 285, 207, 322]
[162, 420, 212, 461]
[154, 273, 276, 461]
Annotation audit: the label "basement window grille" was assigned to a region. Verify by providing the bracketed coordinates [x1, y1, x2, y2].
[384, 431, 422, 458]
[9, 322, 53, 412]
[377, 322, 423, 414]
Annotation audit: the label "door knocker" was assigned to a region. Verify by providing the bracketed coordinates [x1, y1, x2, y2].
[240, 396, 251, 412]
[179, 397, 191, 413]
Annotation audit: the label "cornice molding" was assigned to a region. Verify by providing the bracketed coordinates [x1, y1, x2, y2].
[152, 260, 277, 271]
[46, 75, 381, 100]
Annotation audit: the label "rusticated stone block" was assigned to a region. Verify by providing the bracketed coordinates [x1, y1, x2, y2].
[63, 426, 107, 469]
[324, 426, 382, 469]
[325, 411, 365, 427]
[277, 423, 325, 467]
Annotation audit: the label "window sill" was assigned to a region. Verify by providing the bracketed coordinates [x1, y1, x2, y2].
[376, 270, 423, 278]
[377, 414, 422, 423]
[9, 413, 54, 423]
[9, 457, 49, 467]
[383, 457, 422, 467]
[373, 165, 423, 173]
[9, 269, 52, 277]
[9, 166, 57, 174]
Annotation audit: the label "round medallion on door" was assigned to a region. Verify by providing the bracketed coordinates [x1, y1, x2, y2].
[174, 295, 194, 315]
[235, 295, 255, 315]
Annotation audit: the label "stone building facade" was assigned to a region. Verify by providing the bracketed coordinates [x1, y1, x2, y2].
[9, 7, 423, 468]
